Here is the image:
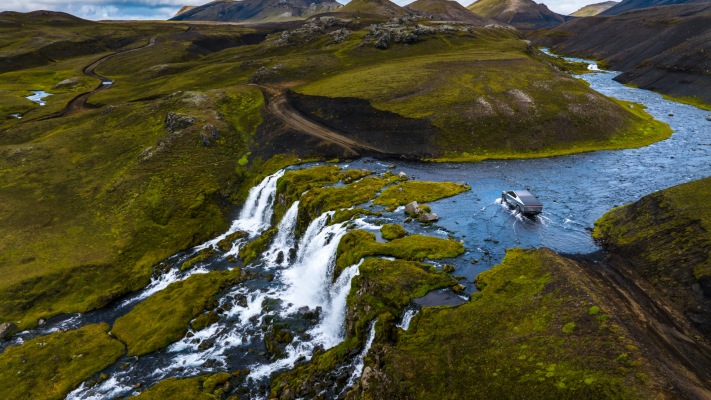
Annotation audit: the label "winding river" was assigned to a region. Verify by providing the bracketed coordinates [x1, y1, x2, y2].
[2, 53, 710, 399]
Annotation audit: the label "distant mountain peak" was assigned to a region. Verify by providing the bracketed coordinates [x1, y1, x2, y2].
[467, 0, 568, 29]
[339, 0, 410, 16]
[171, 0, 343, 23]
[570, 1, 619, 16]
[406, 0, 493, 24]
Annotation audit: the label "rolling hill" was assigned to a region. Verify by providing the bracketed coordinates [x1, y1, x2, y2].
[570, 1, 618, 16]
[170, 0, 342, 22]
[338, 0, 410, 17]
[534, 3, 711, 107]
[467, 0, 569, 29]
[406, 0, 492, 23]
[600, 0, 709, 15]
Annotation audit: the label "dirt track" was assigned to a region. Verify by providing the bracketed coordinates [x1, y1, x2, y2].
[41, 37, 157, 119]
[577, 254, 711, 399]
[253, 83, 389, 158]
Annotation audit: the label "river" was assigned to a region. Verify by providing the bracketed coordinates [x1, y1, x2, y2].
[2, 52, 710, 399]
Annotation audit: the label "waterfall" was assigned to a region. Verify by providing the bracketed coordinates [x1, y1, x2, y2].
[262, 201, 300, 269]
[343, 319, 377, 391]
[396, 307, 418, 331]
[197, 169, 285, 251]
[280, 211, 349, 314]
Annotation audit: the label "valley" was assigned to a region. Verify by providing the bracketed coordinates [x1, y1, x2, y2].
[0, 1, 709, 399]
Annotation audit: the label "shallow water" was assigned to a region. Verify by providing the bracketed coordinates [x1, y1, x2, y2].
[26, 90, 51, 106]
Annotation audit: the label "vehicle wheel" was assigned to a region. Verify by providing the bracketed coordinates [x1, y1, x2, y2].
[515, 205, 521, 214]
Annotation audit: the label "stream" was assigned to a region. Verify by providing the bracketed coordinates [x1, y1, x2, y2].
[2, 52, 710, 399]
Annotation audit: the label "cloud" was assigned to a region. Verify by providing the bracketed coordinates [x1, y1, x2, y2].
[1, 0, 212, 20]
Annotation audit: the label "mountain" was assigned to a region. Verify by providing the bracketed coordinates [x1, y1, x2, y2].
[338, 0, 410, 16]
[570, 1, 618, 15]
[170, 0, 343, 23]
[406, 0, 492, 23]
[534, 3, 711, 106]
[467, 0, 569, 29]
[600, 0, 708, 15]
[173, 5, 197, 18]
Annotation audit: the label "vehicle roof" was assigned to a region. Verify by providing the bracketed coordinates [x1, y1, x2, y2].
[512, 190, 540, 204]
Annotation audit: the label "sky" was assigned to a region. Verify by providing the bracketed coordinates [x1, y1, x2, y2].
[0, 0, 602, 21]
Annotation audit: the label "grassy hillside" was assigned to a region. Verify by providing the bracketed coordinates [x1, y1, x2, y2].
[594, 177, 711, 336]
[467, 0, 568, 29]
[570, 1, 619, 16]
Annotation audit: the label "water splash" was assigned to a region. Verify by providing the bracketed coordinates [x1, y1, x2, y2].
[262, 201, 300, 268]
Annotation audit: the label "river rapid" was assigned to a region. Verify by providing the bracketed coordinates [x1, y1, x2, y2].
[1, 53, 710, 399]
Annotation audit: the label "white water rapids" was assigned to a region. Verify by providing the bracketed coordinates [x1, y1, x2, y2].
[66, 169, 373, 399]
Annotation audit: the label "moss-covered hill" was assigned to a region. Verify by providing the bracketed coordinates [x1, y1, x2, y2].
[594, 176, 711, 337]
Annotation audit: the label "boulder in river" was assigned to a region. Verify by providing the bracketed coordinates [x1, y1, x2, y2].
[419, 212, 439, 223]
[706, 115, 711, 121]
[404, 201, 420, 216]
[398, 171, 407, 179]
[0, 322, 15, 340]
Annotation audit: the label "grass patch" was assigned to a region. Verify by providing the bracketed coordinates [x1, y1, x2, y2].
[112, 268, 243, 356]
[374, 181, 470, 208]
[335, 229, 464, 278]
[0, 323, 124, 400]
[381, 223, 408, 240]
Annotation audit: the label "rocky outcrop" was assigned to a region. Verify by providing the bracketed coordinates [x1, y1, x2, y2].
[164, 112, 195, 134]
[0, 322, 15, 340]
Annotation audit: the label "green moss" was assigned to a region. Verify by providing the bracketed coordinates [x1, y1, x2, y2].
[0, 323, 125, 400]
[589, 306, 600, 316]
[661, 94, 711, 111]
[239, 228, 278, 265]
[112, 268, 243, 356]
[381, 224, 408, 240]
[562, 322, 576, 334]
[180, 248, 216, 271]
[191, 311, 220, 331]
[374, 181, 470, 208]
[216, 230, 248, 252]
[356, 248, 657, 399]
[335, 229, 464, 278]
[133, 371, 238, 400]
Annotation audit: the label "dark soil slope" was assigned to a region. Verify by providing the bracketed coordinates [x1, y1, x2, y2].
[467, 0, 569, 29]
[600, 0, 709, 15]
[171, 0, 342, 22]
[594, 177, 711, 338]
[570, 1, 618, 16]
[534, 3, 711, 107]
[406, 0, 492, 23]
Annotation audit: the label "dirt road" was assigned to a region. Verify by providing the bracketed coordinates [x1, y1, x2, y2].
[42, 37, 157, 119]
[253, 84, 389, 158]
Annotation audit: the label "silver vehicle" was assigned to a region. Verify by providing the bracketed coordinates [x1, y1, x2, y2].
[501, 190, 543, 215]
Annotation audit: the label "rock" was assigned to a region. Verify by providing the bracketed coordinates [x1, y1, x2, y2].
[387, 164, 396, 169]
[452, 284, 466, 294]
[419, 212, 439, 222]
[404, 201, 420, 216]
[0, 322, 15, 340]
[164, 112, 195, 134]
[54, 77, 79, 89]
[200, 124, 219, 146]
[37, 318, 46, 326]
[706, 115, 711, 121]
[398, 171, 407, 178]
[442, 264, 455, 273]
